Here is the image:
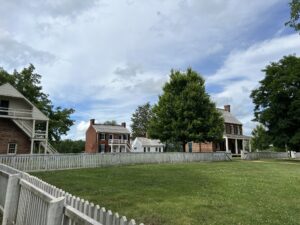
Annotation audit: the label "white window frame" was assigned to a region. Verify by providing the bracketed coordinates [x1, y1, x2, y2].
[7, 143, 17, 155]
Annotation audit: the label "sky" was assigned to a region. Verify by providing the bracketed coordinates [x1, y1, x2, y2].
[0, 0, 299, 140]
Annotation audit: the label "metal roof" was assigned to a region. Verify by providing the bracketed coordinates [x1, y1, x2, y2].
[218, 109, 242, 125]
[135, 137, 165, 146]
[92, 124, 130, 134]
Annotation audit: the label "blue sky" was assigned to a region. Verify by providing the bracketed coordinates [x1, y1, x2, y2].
[0, 0, 299, 139]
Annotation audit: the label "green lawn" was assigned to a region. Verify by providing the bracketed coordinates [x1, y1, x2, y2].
[33, 160, 300, 225]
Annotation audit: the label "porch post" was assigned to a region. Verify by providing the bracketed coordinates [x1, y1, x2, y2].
[30, 119, 36, 154]
[225, 137, 229, 152]
[235, 139, 238, 154]
[249, 139, 252, 152]
[242, 139, 245, 151]
[45, 120, 49, 154]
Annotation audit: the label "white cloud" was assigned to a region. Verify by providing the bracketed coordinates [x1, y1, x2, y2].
[209, 34, 300, 135]
[0, 0, 289, 139]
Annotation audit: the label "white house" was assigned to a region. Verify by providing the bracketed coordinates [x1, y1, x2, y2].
[132, 137, 165, 153]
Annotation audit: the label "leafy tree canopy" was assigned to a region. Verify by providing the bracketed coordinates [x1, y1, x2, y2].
[103, 120, 117, 125]
[286, 0, 300, 32]
[148, 68, 224, 151]
[52, 139, 85, 153]
[131, 102, 153, 139]
[250, 55, 300, 150]
[0, 64, 75, 141]
[251, 124, 271, 151]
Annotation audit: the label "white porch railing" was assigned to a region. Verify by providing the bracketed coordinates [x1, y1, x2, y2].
[12, 119, 47, 139]
[0, 107, 32, 118]
[108, 139, 128, 144]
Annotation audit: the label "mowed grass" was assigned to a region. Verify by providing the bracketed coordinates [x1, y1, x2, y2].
[32, 160, 300, 225]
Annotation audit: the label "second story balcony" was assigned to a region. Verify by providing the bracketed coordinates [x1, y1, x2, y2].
[0, 107, 33, 119]
[108, 139, 129, 145]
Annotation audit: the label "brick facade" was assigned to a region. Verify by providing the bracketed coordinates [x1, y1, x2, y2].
[85, 125, 97, 153]
[185, 142, 218, 153]
[0, 118, 31, 154]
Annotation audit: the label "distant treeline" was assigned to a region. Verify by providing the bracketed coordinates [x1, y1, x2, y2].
[51, 139, 85, 153]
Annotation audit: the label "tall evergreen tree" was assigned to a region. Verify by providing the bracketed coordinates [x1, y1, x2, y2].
[131, 102, 153, 139]
[148, 68, 224, 151]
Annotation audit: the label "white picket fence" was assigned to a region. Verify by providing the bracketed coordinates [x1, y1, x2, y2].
[241, 151, 289, 160]
[0, 163, 142, 225]
[0, 152, 232, 172]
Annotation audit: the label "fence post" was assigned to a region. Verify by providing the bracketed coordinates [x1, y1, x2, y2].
[2, 173, 21, 225]
[46, 196, 65, 225]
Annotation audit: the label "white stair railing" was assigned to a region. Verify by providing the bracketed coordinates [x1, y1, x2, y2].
[40, 142, 59, 154]
[12, 119, 33, 137]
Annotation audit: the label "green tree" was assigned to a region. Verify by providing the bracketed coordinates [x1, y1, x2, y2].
[250, 55, 300, 150]
[148, 68, 224, 152]
[52, 139, 85, 153]
[103, 120, 117, 125]
[251, 125, 271, 151]
[0, 64, 75, 141]
[286, 0, 300, 32]
[131, 102, 153, 139]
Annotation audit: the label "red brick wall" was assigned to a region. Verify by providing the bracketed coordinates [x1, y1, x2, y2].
[0, 118, 31, 154]
[85, 126, 97, 153]
[185, 142, 215, 152]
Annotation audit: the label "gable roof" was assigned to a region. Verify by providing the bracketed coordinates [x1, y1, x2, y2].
[135, 137, 164, 146]
[92, 124, 130, 134]
[0, 83, 49, 121]
[218, 109, 242, 125]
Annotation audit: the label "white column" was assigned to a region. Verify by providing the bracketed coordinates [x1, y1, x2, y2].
[225, 137, 229, 152]
[249, 139, 252, 152]
[235, 139, 238, 154]
[45, 120, 49, 154]
[30, 120, 35, 154]
[242, 139, 245, 151]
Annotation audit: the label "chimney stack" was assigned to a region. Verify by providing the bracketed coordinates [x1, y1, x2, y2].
[121, 122, 126, 127]
[90, 119, 95, 125]
[224, 105, 231, 112]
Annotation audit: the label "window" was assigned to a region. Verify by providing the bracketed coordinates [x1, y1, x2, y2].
[109, 134, 113, 140]
[123, 135, 127, 140]
[234, 125, 238, 135]
[147, 147, 150, 152]
[159, 147, 161, 152]
[99, 144, 105, 153]
[0, 100, 9, 115]
[144, 147, 146, 152]
[100, 133, 105, 140]
[155, 147, 158, 152]
[8, 143, 17, 154]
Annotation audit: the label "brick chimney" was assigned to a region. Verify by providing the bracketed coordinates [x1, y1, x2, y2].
[121, 122, 126, 127]
[90, 119, 95, 125]
[224, 105, 231, 112]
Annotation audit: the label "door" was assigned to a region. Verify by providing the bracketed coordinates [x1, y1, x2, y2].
[188, 142, 192, 153]
[0, 100, 9, 115]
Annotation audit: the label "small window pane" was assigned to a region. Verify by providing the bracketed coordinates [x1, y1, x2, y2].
[8, 143, 17, 154]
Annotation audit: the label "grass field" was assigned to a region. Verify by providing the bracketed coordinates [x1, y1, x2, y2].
[33, 160, 300, 225]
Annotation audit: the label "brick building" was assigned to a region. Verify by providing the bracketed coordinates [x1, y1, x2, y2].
[85, 119, 131, 153]
[185, 105, 251, 153]
[0, 83, 55, 154]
